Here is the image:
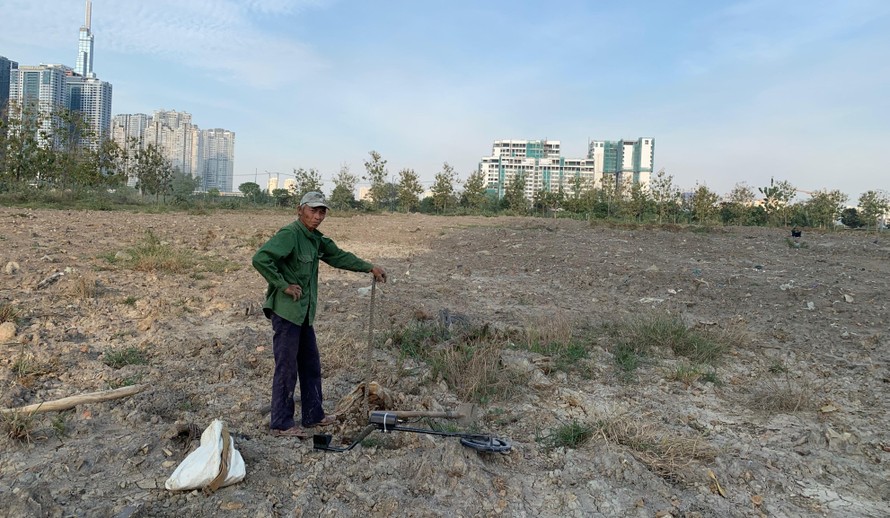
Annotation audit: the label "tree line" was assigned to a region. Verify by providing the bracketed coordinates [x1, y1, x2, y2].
[0, 103, 200, 203]
[1, 108, 887, 229]
[239, 150, 888, 231]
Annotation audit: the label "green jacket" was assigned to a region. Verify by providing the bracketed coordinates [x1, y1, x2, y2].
[252, 220, 373, 326]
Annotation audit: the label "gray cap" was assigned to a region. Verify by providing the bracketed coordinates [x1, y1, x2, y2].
[299, 191, 329, 208]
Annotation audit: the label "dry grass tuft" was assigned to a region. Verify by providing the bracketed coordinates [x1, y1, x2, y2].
[748, 375, 818, 414]
[596, 413, 716, 482]
[69, 273, 100, 299]
[319, 328, 364, 372]
[430, 339, 522, 403]
[522, 313, 589, 372]
[1, 409, 38, 443]
[0, 302, 20, 323]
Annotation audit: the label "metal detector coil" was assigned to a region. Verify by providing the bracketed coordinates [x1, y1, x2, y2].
[313, 411, 512, 454]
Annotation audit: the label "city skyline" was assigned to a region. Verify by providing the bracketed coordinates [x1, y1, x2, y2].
[1, 1, 888, 200]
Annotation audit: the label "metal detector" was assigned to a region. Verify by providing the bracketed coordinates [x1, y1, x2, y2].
[313, 411, 512, 454]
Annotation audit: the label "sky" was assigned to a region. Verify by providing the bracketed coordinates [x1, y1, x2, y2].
[1, 0, 888, 201]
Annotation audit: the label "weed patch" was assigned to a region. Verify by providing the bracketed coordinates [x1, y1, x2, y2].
[102, 230, 238, 274]
[102, 347, 148, 369]
[541, 420, 595, 450]
[521, 314, 590, 372]
[606, 313, 735, 378]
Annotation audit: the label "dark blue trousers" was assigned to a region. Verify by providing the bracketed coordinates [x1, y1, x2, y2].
[270, 313, 324, 429]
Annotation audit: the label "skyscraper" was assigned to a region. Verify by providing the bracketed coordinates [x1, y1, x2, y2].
[0, 56, 16, 122]
[7, 1, 111, 150]
[8, 64, 70, 147]
[75, 1, 95, 78]
[199, 128, 235, 193]
[66, 74, 112, 149]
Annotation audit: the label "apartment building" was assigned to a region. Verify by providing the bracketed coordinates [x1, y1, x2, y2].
[588, 137, 655, 187]
[479, 139, 598, 200]
[480, 137, 655, 201]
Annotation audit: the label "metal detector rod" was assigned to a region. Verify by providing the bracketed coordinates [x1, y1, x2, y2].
[363, 277, 377, 421]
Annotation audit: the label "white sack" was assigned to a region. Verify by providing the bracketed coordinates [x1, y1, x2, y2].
[164, 419, 246, 491]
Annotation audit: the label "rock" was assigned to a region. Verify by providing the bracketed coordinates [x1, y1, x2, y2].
[114, 251, 133, 261]
[4, 261, 19, 275]
[0, 321, 16, 341]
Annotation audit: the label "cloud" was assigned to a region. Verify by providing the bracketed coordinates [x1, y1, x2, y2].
[0, 0, 331, 89]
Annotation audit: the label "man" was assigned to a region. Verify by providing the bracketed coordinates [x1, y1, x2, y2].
[252, 191, 386, 438]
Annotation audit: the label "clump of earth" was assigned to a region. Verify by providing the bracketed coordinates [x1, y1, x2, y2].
[1, 208, 888, 517]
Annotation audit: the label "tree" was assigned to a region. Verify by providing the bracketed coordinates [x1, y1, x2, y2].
[362, 151, 388, 210]
[271, 188, 292, 207]
[690, 184, 720, 224]
[292, 167, 324, 199]
[430, 162, 459, 213]
[722, 183, 756, 226]
[626, 182, 651, 222]
[330, 164, 359, 210]
[171, 171, 200, 204]
[502, 174, 527, 213]
[239, 182, 262, 203]
[134, 144, 173, 201]
[857, 190, 890, 231]
[396, 168, 423, 212]
[758, 179, 796, 226]
[804, 190, 847, 229]
[0, 103, 54, 187]
[461, 169, 489, 211]
[840, 207, 864, 228]
[649, 170, 680, 223]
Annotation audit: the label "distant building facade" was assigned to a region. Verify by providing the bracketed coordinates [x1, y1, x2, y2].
[0, 56, 15, 122]
[8, 64, 70, 146]
[6, 1, 112, 151]
[112, 111, 235, 192]
[588, 137, 655, 188]
[65, 74, 112, 149]
[199, 128, 235, 193]
[480, 137, 655, 201]
[479, 139, 598, 200]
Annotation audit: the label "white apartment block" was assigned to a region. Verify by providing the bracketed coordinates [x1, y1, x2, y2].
[588, 137, 655, 187]
[479, 140, 599, 200]
[8, 64, 69, 142]
[480, 137, 655, 201]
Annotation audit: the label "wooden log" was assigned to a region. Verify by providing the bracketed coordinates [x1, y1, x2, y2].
[0, 384, 146, 414]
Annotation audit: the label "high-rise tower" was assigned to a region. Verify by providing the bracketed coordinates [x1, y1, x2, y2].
[75, 1, 95, 78]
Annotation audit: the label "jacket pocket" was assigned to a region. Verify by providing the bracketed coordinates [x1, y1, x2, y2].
[296, 253, 315, 278]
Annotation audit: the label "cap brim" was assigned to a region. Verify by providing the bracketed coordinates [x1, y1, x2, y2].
[304, 202, 329, 208]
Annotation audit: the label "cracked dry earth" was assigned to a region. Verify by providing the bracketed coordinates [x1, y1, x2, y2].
[0, 207, 888, 517]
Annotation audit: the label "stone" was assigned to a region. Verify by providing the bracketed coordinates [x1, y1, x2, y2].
[4, 261, 19, 275]
[0, 321, 16, 341]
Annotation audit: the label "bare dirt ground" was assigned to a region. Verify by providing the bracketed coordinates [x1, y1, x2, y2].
[1, 208, 888, 517]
